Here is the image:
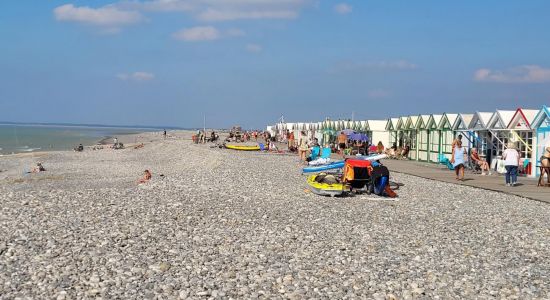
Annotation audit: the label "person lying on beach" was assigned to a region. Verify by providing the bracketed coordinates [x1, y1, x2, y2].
[138, 170, 152, 184]
[31, 162, 46, 173]
[134, 143, 144, 149]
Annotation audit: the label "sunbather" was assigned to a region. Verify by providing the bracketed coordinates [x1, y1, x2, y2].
[31, 162, 46, 173]
[138, 170, 152, 184]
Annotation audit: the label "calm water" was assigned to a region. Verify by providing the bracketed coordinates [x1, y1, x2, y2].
[0, 124, 153, 155]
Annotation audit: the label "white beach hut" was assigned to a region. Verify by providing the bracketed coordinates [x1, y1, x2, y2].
[438, 113, 459, 160]
[368, 120, 390, 148]
[404, 115, 419, 160]
[452, 113, 474, 148]
[507, 108, 538, 174]
[468, 112, 493, 160]
[486, 110, 516, 158]
[531, 106, 550, 177]
[386, 118, 399, 147]
[425, 114, 443, 162]
[416, 115, 431, 161]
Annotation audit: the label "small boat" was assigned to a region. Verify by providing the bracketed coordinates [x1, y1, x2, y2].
[302, 160, 345, 173]
[351, 153, 388, 161]
[307, 173, 349, 197]
[224, 144, 260, 151]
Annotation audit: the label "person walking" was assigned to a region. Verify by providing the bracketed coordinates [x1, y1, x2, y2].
[502, 142, 520, 186]
[337, 131, 347, 157]
[451, 140, 466, 181]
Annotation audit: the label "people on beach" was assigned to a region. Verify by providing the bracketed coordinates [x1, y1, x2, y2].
[451, 140, 466, 180]
[138, 170, 152, 184]
[503, 142, 520, 186]
[452, 134, 463, 149]
[337, 131, 347, 157]
[74, 144, 84, 152]
[376, 141, 384, 154]
[163, 130, 167, 139]
[298, 131, 309, 163]
[31, 162, 46, 173]
[288, 130, 295, 150]
[470, 148, 491, 175]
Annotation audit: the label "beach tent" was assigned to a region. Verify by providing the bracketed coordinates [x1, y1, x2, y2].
[368, 120, 390, 148]
[468, 112, 494, 161]
[404, 115, 419, 160]
[438, 113, 458, 160]
[486, 110, 516, 158]
[426, 114, 443, 163]
[507, 109, 538, 176]
[416, 115, 431, 161]
[531, 106, 550, 177]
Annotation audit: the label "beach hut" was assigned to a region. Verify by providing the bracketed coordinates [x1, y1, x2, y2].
[368, 120, 390, 148]
[507, 108, 538, 176]
[397, 116, 409, 148]
[386, 118, 399, 147]
[452, 113, 474, 148]
[425, 114, 443, 163]
[359, 121, 372, 142]
[404, 115, 419, 160]
[436, 113, 458, 160]
[532, 106, 550, 177]
[485, 110, 516, 165]
[415, 115, 431, 161]
[468, 112, 493, 161]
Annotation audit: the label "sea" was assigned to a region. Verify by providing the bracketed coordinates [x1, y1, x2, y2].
[0, 124, 159, 155]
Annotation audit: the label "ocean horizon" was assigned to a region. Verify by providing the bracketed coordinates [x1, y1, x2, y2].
[0, 124, 165, 155]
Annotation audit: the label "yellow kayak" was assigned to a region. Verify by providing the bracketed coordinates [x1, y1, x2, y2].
[225, 144, 260, 151]
[307, 173, 349, 197]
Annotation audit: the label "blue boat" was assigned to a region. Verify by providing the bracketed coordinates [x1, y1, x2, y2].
[302, 160, 345, 173]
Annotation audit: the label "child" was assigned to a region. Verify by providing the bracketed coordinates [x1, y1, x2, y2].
[451, 140, 466, 180]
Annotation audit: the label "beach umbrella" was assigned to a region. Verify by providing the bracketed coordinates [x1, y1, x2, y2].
[342, 129, 355, 135]
[349, 133, 369, 142]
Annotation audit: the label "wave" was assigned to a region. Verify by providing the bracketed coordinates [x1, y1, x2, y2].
[17, 147, 41, 152]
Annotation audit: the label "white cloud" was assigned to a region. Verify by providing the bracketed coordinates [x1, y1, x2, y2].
[197, 8, 299, 21]
[246, 44, 262, 53]
[474, 65, 550, 83]
[117, 72, 155, 81]
[54, 4, 143, 26]
[334, 3, 352, 15]
[172, 26, 221, 41]
[118, 0, 311, 21]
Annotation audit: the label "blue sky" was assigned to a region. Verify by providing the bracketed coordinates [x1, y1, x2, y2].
[1, 0, 550, 128]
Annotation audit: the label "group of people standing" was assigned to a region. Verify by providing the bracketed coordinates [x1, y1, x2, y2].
[451, 135, 521, 186]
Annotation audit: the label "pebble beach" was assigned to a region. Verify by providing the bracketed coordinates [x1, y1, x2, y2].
[1, 131, 549, 299]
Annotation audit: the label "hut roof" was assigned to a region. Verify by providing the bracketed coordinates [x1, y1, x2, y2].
[469, 112, 493, 129]
[532, 106, 550, 129]
[508, 108, 539, 129]
[487, 110, 515, 129]
[369, 120, 388, 131]
[452, 113, 474, 130]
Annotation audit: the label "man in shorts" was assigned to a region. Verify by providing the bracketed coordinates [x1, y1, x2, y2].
[337, 131, 347, 157]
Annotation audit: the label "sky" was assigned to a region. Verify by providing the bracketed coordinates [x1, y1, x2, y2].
[1, 0, 550, 129]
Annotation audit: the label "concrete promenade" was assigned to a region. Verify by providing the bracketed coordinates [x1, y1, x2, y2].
[382, 159, 550, 204]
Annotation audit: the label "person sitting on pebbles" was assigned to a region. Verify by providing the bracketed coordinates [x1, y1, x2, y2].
[138, 170, 152, 184]
[31, 162, 46, 173]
